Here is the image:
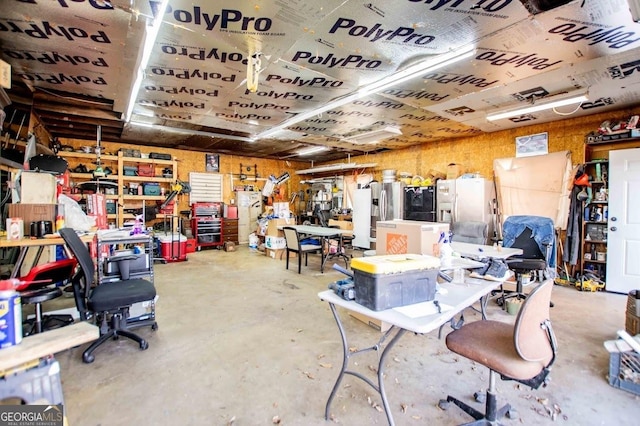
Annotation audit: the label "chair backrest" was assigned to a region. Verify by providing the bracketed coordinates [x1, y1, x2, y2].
[59, 228, 95, 319]
[282, 227, 300, 251]
[17, 258, 77, 291]
[513, 279, 554, 363]
[315, 208, 330, 227]
[502, 215, 554, 262]
[450, 221, 488, 245]
[512, 227, 545, 260]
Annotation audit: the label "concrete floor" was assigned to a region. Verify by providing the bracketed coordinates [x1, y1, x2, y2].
[48, 245, 639, 426]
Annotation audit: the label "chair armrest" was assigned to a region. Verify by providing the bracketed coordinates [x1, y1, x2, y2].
[106, 253, 140, 264]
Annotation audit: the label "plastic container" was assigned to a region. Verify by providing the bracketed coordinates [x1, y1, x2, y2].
[0, 285, 22, 349]
[351, 254, 440, 311]
[156, 233, 187, 262]
[605, 336, 640, 396]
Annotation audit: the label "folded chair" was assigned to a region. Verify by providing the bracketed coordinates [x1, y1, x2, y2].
[19, 258, 77, 336]
[59, 228, 157, 363]
[440, 279, 557, 425]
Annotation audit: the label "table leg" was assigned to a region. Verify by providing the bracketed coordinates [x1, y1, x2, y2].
[324, 302, 406, 425]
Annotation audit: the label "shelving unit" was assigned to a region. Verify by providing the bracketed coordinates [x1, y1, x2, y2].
[59, 151, 178, 228]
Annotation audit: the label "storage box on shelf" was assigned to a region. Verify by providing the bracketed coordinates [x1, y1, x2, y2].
[118, 152, 177, 228]
[59, 150, 177, 228]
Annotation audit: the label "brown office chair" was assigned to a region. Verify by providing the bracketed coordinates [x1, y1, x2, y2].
[282, 226, 322, 273]
[440, 279, 557, 424]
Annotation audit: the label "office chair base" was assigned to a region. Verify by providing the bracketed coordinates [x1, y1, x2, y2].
[82, 328, 150, 363]
[23, 314, 75, 337]
[443, 392, 511, 426]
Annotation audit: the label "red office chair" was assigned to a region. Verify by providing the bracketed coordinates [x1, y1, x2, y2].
[19, 258, 77, 336]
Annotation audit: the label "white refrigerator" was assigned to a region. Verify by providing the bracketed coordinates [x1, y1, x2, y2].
[237, 191, 262, 244]
[436, 178, 496, 239]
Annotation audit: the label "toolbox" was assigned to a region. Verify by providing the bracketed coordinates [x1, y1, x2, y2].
[123, 166, 138, 176]
[351, 254, 440, 311]
[137, 164, 155, 177]
[143, 182, 161, 196]
[150, 152, 172, 160]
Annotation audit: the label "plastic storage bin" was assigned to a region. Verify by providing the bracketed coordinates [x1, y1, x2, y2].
[143, 183, 161, 196]
[605, 336, 640, 396]
[351, 254, 440, 311]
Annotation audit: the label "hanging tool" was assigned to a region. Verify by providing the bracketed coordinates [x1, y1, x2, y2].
[159, 180, 191, 210]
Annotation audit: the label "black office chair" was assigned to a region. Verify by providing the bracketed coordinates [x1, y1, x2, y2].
[497, 216, 554, 307]
[59, 228, 157, 363]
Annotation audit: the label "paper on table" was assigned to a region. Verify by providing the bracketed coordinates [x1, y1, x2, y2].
[393, 300, 453, 318]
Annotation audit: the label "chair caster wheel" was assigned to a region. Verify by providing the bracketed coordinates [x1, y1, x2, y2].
[83, 353, 95, 363]
[140, 340, 149, 350]
[438, 399, 450, 410]
[506, 409, 519, 420]
[151, 322, 158, 331]
[496, 298, 504, 307]
[473, 392, 486, 403]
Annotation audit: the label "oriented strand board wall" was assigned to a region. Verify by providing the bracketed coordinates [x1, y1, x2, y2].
[58, 138, 308, 216]
[344, 108, 638, 181]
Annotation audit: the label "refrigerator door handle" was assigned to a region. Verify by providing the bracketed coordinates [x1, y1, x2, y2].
[380, 189, 387, 222]
[453, 192, 458, 223]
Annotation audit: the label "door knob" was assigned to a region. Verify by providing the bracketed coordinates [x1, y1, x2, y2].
[610, 226, 617, 232]
[611, 216, 617, 221]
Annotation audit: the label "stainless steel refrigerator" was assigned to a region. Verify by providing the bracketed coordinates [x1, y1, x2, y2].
[352, 182, 405, 250]
[436, 178, 496, 239]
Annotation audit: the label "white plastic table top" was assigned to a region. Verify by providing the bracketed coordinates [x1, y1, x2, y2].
[318, 277, 502, 335]
[280, 224, 351, 237]
[450, 241, 523, 260]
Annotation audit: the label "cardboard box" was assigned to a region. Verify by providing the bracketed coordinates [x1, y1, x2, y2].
[266, 247, 288, 260]
[265, 235, 286, 249]
[349, 311, 391, 332]
[446, 163, 464, 179]
[328, 219, 353, 236]
[267, 218, 296, 236]
[376, 220, 449, 256]
[20, 172, 57, 204]
[8, 203, 56, 236]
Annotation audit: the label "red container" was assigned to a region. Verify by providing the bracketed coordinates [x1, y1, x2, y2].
[185, 238, 197, 253]
[157, 234, 187, 262]
[137, 164, 155, 177]
[225, 205, 238, 219]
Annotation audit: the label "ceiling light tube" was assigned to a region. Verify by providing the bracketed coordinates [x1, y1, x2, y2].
[129, 121, 255, 142]
[486, 91, 588, 121]
[124, 0, 169, 122]
[255, 46, 475, 140]
[359, 47, 476, 96]
[297, 146, 327, 156]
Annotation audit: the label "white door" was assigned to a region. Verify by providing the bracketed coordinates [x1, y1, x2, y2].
[607, 148, 640, 293]
[353, 188, 372, 249]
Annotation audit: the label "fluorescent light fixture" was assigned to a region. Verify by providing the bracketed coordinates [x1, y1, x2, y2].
[297, 146, 327, 156]
[255, 46, 475, 140]
[343, 126, 402, 144]
[128, 121, 255, 142]
[486, 91, 588, 121]
[296, 162, 377, 175]
[124, 0, 169, 122]
[358, 47, 476, 96]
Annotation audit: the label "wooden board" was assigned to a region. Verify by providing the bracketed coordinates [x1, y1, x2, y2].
[0, 322, 98, 372]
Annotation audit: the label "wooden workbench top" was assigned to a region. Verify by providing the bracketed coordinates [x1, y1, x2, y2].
[0, 322, 99, 372]
[0, 233, 95, 248]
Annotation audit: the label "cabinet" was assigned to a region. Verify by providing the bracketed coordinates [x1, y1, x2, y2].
[59, 151, 178, 228]
[191, 202, 223, 249]
[223, 218, 239, 244]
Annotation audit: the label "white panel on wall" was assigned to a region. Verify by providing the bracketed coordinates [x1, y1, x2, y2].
[189, 172, 223, 205]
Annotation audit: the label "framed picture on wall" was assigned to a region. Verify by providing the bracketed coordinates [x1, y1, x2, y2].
[205, 154, 219, 172]
[515, 132, 548, 157]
